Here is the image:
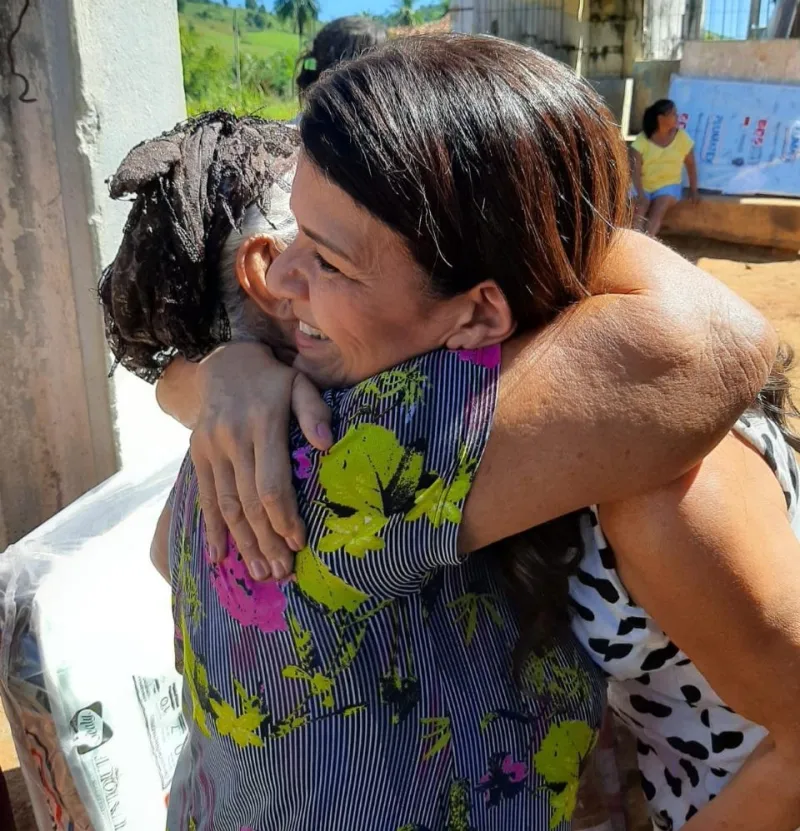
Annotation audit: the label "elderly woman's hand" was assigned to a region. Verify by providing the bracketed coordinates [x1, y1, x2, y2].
[163, 342, 333, 581]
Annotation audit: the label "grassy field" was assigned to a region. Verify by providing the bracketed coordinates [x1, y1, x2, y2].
[181, 1, 307, 61]
[180, 1, 312, 118]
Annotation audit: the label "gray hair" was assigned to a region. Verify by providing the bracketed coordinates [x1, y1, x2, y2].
[218, 176, 298, 343]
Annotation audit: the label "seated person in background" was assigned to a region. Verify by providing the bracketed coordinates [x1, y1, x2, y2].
[632, 99, 699, 237]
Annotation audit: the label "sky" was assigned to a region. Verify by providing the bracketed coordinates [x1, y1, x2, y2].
[224, 0, 395, 20]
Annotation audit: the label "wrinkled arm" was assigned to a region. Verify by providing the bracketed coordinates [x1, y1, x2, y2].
[597, 432, 800, 830]
[156, 231, 776, 572]
[459, 231, 775, 550]
[156, 357, 201, 430]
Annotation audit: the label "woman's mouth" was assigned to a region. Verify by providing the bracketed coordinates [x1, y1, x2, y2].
[296, 320, 330, 346]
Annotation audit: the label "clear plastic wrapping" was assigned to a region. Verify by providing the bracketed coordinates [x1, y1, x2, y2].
[0, 454, 186, 830]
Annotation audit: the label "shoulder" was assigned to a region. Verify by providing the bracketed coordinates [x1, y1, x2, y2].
[631, 133, 649, 153]
[676, 128, 694, 152]
[327, 346, 501, 426]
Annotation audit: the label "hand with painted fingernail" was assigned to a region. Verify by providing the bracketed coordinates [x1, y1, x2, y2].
[181, 342, 331, 582]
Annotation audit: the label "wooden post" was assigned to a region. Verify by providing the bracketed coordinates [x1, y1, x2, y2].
[233, 9, 242, 100]
[747, 0, 762, 36]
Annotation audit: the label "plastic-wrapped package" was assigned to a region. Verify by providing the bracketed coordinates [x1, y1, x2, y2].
[0, 453, 187, 831]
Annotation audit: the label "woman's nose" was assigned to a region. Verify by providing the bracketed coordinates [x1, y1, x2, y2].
[266, 245, 309, 302]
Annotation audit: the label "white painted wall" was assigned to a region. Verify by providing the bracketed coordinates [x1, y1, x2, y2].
[1, 0, 188, 545]
[42, 0, 190, 472]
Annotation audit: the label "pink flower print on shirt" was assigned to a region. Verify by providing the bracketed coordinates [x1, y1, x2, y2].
[208, 536, 288, 632]
[456, 344, 501, 369]
[476, 752, 529, 806]
[498, 754, 528, 782]
[292, 445, 313, 480]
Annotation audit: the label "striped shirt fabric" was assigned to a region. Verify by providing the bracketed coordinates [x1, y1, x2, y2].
[166, 345, 605, 831]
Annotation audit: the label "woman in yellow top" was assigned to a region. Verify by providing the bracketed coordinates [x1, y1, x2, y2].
[632, 98, 699, 236]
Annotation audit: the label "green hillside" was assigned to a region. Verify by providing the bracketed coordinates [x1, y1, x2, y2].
[181, 1, 311, 61]
[176, 0, 448, 119]
[179, 1, 316, 119]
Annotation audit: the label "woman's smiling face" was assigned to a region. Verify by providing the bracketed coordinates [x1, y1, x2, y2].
[265, 154, 474, 388]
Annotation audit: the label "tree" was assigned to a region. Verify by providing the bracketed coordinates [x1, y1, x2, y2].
[274, 0, 320, 41]
[246, 9, 269, 28]
[177, 0, 187, 12]
[394, 0, 420, 26]
[246, 0, 258, 8]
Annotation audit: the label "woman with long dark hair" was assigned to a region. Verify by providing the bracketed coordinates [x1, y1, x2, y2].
[101, 37, 788, 831]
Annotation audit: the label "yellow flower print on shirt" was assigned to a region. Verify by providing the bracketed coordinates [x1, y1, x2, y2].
[211, 679, 267, 749]
[356, 366, 428, 409]
[180, 611, 266, 748]
[534, 720, 598, 829]
[295, 546, 369, 613]
[180, 611, 211, 738]
[405, 450, 477, 529]
[317, 424, 424, 556]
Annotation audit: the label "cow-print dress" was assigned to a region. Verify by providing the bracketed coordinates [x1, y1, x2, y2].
[569, 413, 800, 830]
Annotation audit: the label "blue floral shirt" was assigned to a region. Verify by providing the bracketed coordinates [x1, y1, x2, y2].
[167, 346, 605, 831]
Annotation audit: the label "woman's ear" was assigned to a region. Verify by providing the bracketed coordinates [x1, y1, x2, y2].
[236, 235, 286, 317]
[445, 281, 516, 351]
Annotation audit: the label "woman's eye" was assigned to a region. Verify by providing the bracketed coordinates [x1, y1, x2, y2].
[314, 252, 339, 274]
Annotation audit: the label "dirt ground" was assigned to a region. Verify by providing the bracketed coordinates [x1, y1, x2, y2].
[668, 235, 800, 369]
[1, 237, 798, 831]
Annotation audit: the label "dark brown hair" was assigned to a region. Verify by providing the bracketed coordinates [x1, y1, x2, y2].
[758, 344, 800, 453]
[301, 34, 632, 673]
[643, 98, 676, 138]
[302, 35, 631, 332]
[98, 112, 300, 383]
[296, 16, 387, 96]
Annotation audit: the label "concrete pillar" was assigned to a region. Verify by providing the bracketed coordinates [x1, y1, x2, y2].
[450, 2, 475, 33]
[0, 0, 186, 547]
[683, 0, 705, 40]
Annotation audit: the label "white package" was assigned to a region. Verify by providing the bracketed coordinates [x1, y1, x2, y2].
[0, 454, 186, 831]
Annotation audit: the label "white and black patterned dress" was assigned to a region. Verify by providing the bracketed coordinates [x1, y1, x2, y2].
[569, 413, 800, 830]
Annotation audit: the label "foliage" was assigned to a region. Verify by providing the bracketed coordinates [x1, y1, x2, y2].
[371, 0, 449, 27]
[246, 9, 270, 28]
[178, 3, 302, 120]
[241, 51, 295, 97]
[274, 0, 321, 38]
[394, 0, 420, 27]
